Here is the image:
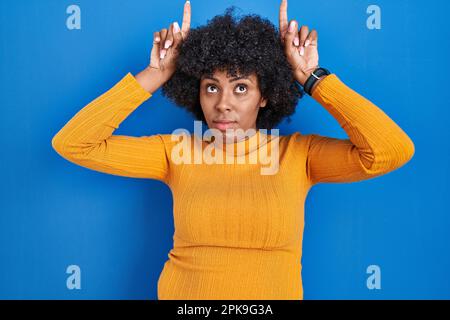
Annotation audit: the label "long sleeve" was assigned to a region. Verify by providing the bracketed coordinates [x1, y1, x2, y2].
[305, 74, 415, 186]
[51, 73, 170, 184]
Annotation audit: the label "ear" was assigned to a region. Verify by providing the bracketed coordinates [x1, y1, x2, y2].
[260, 97, 268, 108]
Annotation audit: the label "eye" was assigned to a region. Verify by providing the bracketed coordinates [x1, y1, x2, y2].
[206, 84, 218, 93]
[205, 83, 248, 94]
[235, 84, 247, 94]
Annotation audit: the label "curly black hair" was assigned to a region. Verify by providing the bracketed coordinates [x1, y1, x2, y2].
[161, 6, 305, 130]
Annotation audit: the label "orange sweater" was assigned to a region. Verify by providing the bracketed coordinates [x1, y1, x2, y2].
[51, 72, 415, 300]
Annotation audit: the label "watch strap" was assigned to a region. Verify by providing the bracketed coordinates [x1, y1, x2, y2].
[303, 67, 331, 95]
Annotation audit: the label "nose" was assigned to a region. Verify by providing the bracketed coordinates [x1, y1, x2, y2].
[215, 90, 233, 113]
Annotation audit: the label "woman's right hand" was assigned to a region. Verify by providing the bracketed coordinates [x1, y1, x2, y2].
[148, 1, 191, 80]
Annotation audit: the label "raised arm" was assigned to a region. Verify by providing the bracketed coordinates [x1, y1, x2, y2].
[51, 1, 192, 184]
[51, 71, 171, 183]
[304, 74, 415, 185]
[279, 0, 414, 185]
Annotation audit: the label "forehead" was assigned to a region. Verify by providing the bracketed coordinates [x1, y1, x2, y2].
[201, 70, 257, 83]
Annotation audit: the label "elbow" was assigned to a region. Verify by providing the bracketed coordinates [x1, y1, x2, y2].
[402, 136, 415, 164]
[51, 133, 65, 156]
[385, 135, 415, 171]
[364, 135, 415, 174]
[51, 132, 99, 160]
[393, 130, 415, 167]
[51, 131, 75, 158]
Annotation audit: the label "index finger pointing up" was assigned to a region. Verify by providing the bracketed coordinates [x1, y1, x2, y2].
[181, 0, 191, 38]
[279, 0, 288, 40]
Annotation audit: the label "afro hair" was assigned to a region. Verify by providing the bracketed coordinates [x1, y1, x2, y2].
[161, 6, 305, 130]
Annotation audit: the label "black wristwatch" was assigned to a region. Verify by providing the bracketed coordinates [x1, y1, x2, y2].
[303, 67, 331, 96]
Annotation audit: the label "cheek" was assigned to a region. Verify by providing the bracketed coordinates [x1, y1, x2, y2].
[236, 104, 260, 123]
[199, 97, 214, 121]
[199, 92, 207, 108]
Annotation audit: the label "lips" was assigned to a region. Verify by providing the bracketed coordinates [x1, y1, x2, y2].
[214, 119, 236, 123]
[213, 120, 236, 130]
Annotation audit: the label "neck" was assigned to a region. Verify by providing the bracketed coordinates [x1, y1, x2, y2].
[219, 128, 258, 144]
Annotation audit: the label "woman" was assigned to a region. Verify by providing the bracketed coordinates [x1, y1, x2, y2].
[51, 0, 415, 300]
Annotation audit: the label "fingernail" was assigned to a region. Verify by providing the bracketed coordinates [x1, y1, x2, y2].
[155, 37, 160, 42]
[160, 50, 166, 59]
[173, 21, 180, 33]
[305, 39, 310, 47]
[300, 46, 304, 56]
[164, 40, 172, 49]
[294, 37, 299, 46]
[289, 21, 296, 32]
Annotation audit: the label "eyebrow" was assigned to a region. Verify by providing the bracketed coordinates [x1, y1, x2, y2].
[202, 75, 253, 84]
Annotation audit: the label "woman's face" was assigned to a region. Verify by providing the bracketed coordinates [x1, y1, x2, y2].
[199, 69, 267, 143]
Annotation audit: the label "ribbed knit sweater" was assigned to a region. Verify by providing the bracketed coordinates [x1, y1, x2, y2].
[51, 72, 415, 300]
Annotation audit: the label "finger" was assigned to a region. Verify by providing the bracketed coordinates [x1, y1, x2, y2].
[293, 27, 300, 47]
[172, 21, 182, 46]
[181, 0, 191, 39]
[308, 29, 318, 47]
[304, 33, 311, 48]
[160, 28, 168, 40]
[164, 23, 174, 51]
[285, 20, 298, 54]
[299, 25, 309, 47]
[150, 31, 161, 65]
[279, 0, 288, 40]
[159, 28, 168, 59]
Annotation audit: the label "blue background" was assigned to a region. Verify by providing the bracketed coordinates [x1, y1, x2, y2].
[1, 0, 448, 299]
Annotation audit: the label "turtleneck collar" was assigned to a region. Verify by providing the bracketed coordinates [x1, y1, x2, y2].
[200, 129, 269, 157]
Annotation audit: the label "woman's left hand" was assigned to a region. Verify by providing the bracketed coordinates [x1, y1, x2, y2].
[279, 0, 319, 86]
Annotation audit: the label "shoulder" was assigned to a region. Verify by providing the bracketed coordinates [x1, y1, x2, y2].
[277, 131, 321, 155]
[279, 131, 310, 145]
[154, 133, 190, 147]
[154, 132, 200, 154]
